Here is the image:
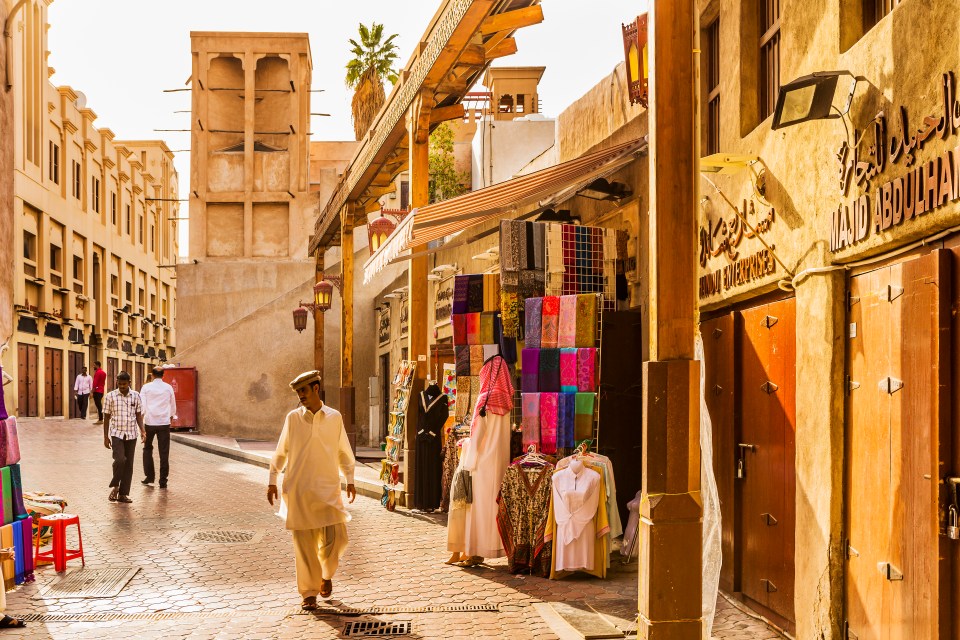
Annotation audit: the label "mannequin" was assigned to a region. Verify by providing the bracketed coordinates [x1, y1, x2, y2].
[0, 342, 12, 421]
[414, 380, 447, 511]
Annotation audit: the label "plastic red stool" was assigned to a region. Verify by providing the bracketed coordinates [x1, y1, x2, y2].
[35, 513, 84, 573]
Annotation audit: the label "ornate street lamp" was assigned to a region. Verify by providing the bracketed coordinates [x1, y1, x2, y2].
[367, 214, 397, 252]
[292, 305, 309, 333]
[314, 280, 334, 312]
[621, 15, 649, 107]
[293, 278, 344, 331]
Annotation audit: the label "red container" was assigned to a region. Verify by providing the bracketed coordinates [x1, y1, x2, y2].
[163, 367, 198, 431]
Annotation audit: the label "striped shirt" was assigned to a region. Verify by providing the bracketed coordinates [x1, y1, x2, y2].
[103, 389, 143, 440]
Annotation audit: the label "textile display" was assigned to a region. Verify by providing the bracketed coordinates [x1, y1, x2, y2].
[538, 348, 561, 393]
[443, 365, 458, 417]
[560, 348, 578, 393]
[479, 312, 496, 345]
[458, 411, 512, 559]
[521, 393, 541, 451]
[539, 393, 559, 455]
[574, 393, 596, 442]
[469, 345, 485, 376]
[518, 270, 545, 300]
[465, 313, 480, 345]
[8, 464, 24, 518]
[22, 492, 66, 545]
[455, 377, 475, 423]
[500, 220, 526, 273]
[11, 520, 22, 584]
[0, 524, 11, 589]
[498, 323, 517, 365]
[558, 393, 576, 450]
[575, 294, 597, 347]
[482, 344, 501, 363]
[452, 314, 467, 344]
[414, 386, 447, 511]
[1, 466, 12, 526]
[467, 275, 484, 313]
[0, 367, 6, 421]
[455, 345, 471, 377]
[483, 274, 501, 312]
[20, 517, 33, 575]
[501, 270, 520, 288]
[556, 451, 623, 540]
[0, 417, 19, 467]
[453, 275, 469, 314]
[540, 296, 560, 348]
[548, 461, 603, 573]
[521, 349, 540, 393]
[496, 463, 555, 576]
[558, 295, 578, 347]
[501, 291, 521, 338]
[532, 222, 546, 270]
[524, 297, 542, 349]
[562, 225, 577, 294]
[577, 348, 597, 392]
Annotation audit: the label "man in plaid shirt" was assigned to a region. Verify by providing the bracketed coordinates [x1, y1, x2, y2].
[103, 371, 145, 503]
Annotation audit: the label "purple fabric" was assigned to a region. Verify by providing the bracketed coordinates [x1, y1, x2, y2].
[560, 348, 578, 393]
[521, 393, 541, 451]
[521, 348, 540, 393]
[524, 297, 542, 348]
[539, 393, 558, 455]
[453, 275, 470, 314]
[558, 393, 576, 449]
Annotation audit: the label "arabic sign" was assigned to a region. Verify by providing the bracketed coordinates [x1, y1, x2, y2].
[434, 277, 454, 328]
[699, 248, 777, 298]
[378, 308, 390, 346]
[831, 71, 960, 252]
[699, 199, 776, 267]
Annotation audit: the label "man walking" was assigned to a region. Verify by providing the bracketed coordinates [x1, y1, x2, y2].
[267, 370, 356, 609]
[140, 366, 177, 488]
[92, 361, 107, 424]
[103, 371, 144, 504]
[73, 366, 92, 420]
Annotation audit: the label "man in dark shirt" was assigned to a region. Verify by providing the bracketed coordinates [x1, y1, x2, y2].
[92, 361, 107, 424]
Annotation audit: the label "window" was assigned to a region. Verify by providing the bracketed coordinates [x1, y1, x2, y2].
[138, 287, 145, 308]
[705, 17, 721, 156]
[92, 177, 101, 213]
[759, 0, 781, 122]
[149, 225, 155, 254]
[111, 192, 117, 225]
[49, 244, 62, 272]
[111, 274, 118, 295]
[125, 205, 131, 235]
[23, 231, 36, 261]
[71, 161, 81, 200]
[863, 0, 902, 31]
[48, 142, 60, 184]
[517, 94, 526, 114]
[138, 215, 144, 244]
[498, 95, 514, 113]
[73, 255, 83, 280]
[125, 281, 132, 302]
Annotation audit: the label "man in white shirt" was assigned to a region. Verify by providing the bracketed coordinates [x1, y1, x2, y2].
[73, 366, 93, 420]
[139, 366, 177, 489]
[267, 370, 356, 610]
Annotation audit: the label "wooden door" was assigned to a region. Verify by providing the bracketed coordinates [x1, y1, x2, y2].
[106, 357, 118, 393]
[736, 298, 796, 628]
[701, 314, 736, 592]
[135, 362, 145, 390]
[845, 250, 951, 640]
[67, 351, 84, 418]
[44, 347, 63, 416]
[17, 344, 38, 417]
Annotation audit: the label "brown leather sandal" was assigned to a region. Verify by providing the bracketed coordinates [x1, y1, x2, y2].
[319, 579, 333, 599]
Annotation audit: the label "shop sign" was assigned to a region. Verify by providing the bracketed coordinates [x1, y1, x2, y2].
[698, 198, 777, 298]
[435, 277, 454, 328]
[399, 304, 409, 338]
[699, 248, 777, 298]
[378, 308, 390, 346]
[831, 71, 960, 252]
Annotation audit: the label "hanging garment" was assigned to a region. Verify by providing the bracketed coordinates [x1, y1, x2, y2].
[557, 393, 576, 450]
[538, 348, 561, 393]
[575, 295, 598, 347]
[557, 451, 624, 541]
[521, 349, 540, 393]
[453, 275, 470, 314]
[467, 275, 485, 313]
[541, 296, 560, 348]
[524, 297, 542, 349]
[460, 411, 512, 559]
[577, 348, 597, 392]
[501, 291, 521, 338]
[497, 464, 555, 576]
[532, 222, 546, 270]
[539, 393, 559, 455]
[518, 270, 545, 299]
[455, 377, 476, 423]
[549, 460, 602, 572]
[560, 348, 578, 392]
[558, 296, 578, 347]
[500, 220, 525, 273]
[413, 387, 447, 511]
[521, 393, 541, 451]
[574, 393, 595, 442]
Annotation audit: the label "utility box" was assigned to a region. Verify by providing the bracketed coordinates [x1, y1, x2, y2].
[164, 366, 198, 431]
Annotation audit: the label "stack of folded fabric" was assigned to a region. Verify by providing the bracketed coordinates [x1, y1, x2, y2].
[500, 220, 546, 300]
[0, 418, 32, 587]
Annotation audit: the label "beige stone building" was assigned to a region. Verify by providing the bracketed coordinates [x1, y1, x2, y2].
[1, 1, 16, 368]
[176, 32, 355, 440]
[2, 0, 179, 418]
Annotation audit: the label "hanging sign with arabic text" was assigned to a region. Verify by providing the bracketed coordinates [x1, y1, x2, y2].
[698, 198, 777, 298]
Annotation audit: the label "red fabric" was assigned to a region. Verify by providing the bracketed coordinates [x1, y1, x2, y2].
[92, 369, 107, 393]
[473, 355, 515, 421]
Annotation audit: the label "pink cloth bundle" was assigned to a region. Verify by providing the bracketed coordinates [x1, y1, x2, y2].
[558, 295, 577, 347]
[560, 348, 578, 392]
[577, 348, 597, 392]
[522, 393, 541, 451]
[539, 393, 559, 454]
[541, 296, 560, 348]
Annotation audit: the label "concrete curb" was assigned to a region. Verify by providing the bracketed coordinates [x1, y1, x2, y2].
[170, 433, 389, 501]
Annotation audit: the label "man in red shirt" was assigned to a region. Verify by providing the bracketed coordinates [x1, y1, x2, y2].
[92, 361, 107, 424]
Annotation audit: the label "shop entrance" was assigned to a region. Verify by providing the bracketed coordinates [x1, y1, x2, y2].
[44, 347, 63, 417]
[701, 296, 796, 631]
[17, 343, 39, 417]
[67, 351, 85, 418]
[845, 249, 955, 639]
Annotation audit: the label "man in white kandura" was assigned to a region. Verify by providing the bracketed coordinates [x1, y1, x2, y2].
[267, 370, 356, 610]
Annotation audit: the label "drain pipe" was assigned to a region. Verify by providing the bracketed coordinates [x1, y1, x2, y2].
[4, 0, 28, 91]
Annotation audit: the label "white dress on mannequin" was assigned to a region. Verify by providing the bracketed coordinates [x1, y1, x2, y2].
[551, 459, 601, 572]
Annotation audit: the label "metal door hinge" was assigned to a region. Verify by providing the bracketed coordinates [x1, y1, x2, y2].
[885, 284, 904, 302]
[847, 292, 860, 310]
[761, 315, 778, 329]
[761, 512, 778, 526]
[712, 384, 723, 396]
[878, 377, 903, 394]
[847, 543, 860, 558]
[712, 327, 723, 339]
[761, 578, 778, 592]
[760, 380, 779, 394]
[846, 375, 860, 394]
[878, 562, 904, 581]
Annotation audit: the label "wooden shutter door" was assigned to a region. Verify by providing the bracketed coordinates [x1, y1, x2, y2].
[27, 345, 38, 417]
[51, 348, 63, 417]
[17, 344, 29, 418]
[44, 348, 53, 416]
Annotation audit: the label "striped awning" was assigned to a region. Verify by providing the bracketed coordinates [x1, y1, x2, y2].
[361, 137, 646, 284]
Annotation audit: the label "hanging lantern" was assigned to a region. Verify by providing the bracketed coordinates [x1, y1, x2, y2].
[292, 306, 309, 332]
[314, 281, 334, 312]
[367, 214, 397, 252]
[622, 15, 649, 107]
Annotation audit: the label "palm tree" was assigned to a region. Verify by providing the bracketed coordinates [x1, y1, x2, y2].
[346, 22, 400, 140]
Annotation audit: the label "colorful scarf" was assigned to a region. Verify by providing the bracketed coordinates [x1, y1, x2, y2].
[473, 355, 515, 422]
[500, 220, 525, 272]
[538, 392, 558, 454]
[574, 392, 596, 442]
[518, 270, 545, 299]
[452, 314, 467, 345]
[456, 377, 474, 422]
[467, 275, 484, 313]
[465, 312, 481, 345]
[483, 274, 501, 312]
[541, 296, 560, 348]
[479, 312, 496, 345]
[558, 295, 578, 347]
[538, 348, 560, 392]
[558, 393, 576, 450]
[469, 345, 485, 376]
[453, 275, 470, 314]
[560, 348, 578, 393]
[521, 348, 540, 393]
[499, 331, 518, 366]
[524, 298, 542, 349]
[575, 294, 597, 347]
[454, 345, 471, 377]
[577, 348, 597, 392]
[532, 222, 546, 270]
[521, 393, 541, 451]
[500, 291, 521, 338]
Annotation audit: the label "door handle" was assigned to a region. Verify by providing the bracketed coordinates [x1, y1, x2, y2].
[878, 562, 903, 581]
[761, 513, 778, 526]
[761, 578, 778, 592]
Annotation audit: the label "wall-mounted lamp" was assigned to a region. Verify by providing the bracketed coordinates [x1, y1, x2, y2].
[426, 274, 442, 282]
[576, 178, 632, 202]
[472, 248, 499, 261]
[430, 263, 457, 274]
[771, 70, 859, 130]
[621, 14, 649, 107]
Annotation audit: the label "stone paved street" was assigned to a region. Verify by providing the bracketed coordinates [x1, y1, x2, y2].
[3, 419, 785, 639]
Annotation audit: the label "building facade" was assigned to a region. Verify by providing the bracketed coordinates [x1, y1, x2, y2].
[3, 0, 179, 418]
[696, 0, 960, 637]
[1, 0, 16, 363]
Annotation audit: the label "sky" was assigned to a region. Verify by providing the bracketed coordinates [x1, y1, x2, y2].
[46, 1, 644, 252]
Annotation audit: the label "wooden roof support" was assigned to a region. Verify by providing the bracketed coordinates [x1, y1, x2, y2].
[480, 4, 543, 36]
[411, 91, 436, 145]
[484, 37, 518, 61]
[430, 104, 466, 124]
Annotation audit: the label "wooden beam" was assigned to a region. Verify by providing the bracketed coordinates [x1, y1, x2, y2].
[314, 253, 324, 388]
[436, 78, 470, 97]
[430, 104, 466, 124]
[340, 205, 356, 450]
[412, 91, 436, 145]
[480, 5, 543, 37]
[457, 44, 486, 67]
[484, 37, 518, 61]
